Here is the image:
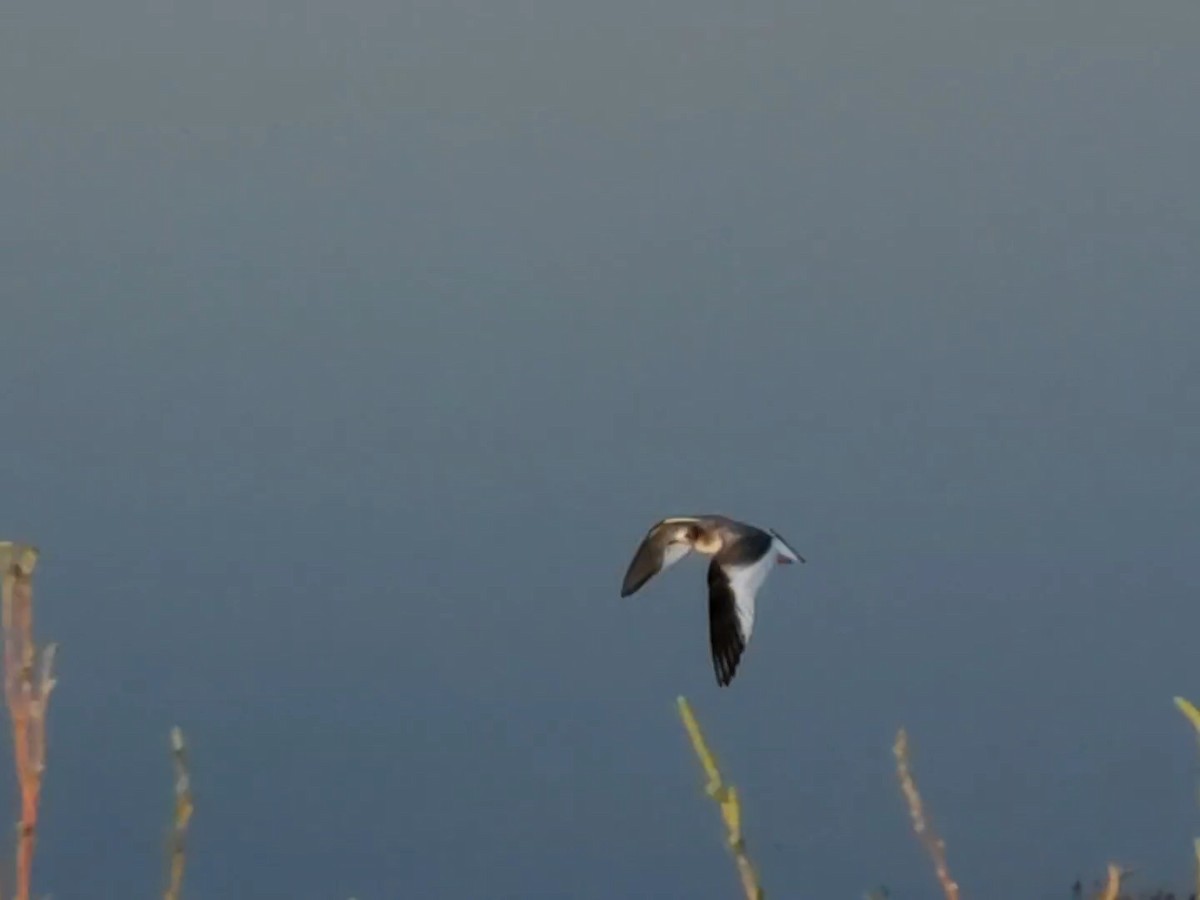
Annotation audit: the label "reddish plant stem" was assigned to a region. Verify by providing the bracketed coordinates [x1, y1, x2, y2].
[2, 545, 55, 900]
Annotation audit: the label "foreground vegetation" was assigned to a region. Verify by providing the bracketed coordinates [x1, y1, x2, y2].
[677, 678, 1200, 900]
[0, 542, 189, 900]
[3, 538, 1199, 898]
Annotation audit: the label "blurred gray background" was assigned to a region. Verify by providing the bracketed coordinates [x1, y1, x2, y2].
[3, 1, 1200, 896]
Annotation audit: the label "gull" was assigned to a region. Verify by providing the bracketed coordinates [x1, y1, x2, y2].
[619, 515, 805, 686]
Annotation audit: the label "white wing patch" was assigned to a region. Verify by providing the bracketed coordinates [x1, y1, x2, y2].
[660, 541, 692, 572]
[723, 551, 777, 643]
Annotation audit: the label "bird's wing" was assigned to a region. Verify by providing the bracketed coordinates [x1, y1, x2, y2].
[620, 517, 700, 597]
[706, 547, 776, 686]
[768, 528, 806, 564]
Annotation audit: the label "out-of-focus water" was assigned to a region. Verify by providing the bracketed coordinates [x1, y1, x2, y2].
[3, 2, 1200, 896]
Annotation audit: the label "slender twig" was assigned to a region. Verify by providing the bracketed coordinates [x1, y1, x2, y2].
[1192, 838, 1200, 900]
[1, 543, 54, 900]
[163, 726, 193, 900]
[1097, 862, 1122, 900]
[893, 728, 960, 900]
[677, 696, 764, 900]
[1174, 697, 1200, 898]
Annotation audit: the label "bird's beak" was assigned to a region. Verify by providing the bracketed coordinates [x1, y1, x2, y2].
[777, 553, 806, 565]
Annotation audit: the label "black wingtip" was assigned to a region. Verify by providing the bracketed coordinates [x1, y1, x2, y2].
[619, 572, 646, 598]
[619, 563, 654, 599]
[712, 641, 741, 687]
[714, 660, 738, 687]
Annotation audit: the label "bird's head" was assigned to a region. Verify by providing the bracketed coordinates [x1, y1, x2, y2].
[687, 525, 723, 556]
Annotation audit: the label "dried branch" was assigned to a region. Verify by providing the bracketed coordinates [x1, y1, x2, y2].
[1, 543, 55, 900]
[893, 728, 959, 900]
[1174, 698, 1200, 899]
[676, 696, 764, 900]
[163, 726, 193, 900]
[1097, 863, 1122, 900]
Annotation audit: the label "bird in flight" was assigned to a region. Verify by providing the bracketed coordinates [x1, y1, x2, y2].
[619, 515, 805, 686]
